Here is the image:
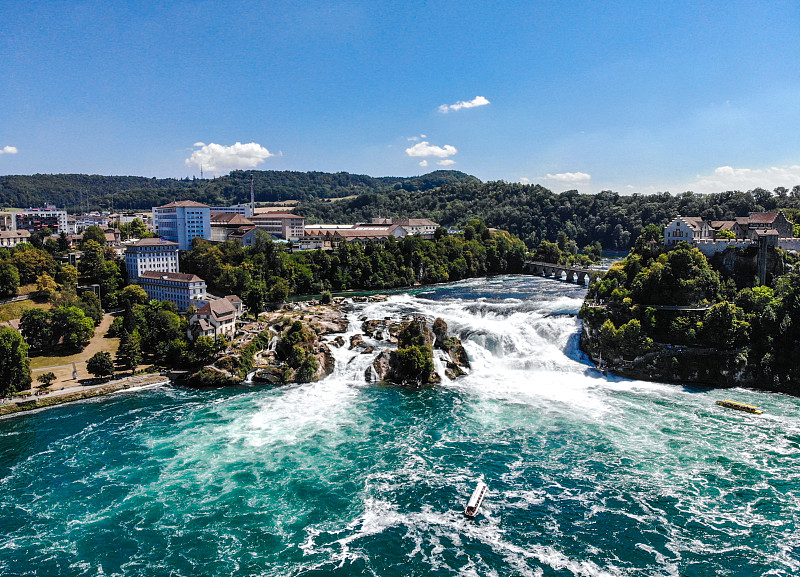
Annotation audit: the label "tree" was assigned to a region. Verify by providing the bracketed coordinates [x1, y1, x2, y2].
[119, 284, 148, 309]
[52, 306, 95, 350]
[0, 327, 31, 396]
[86, 351, 114, 380]
[192, 335, 216, 365]
[20, 309, 54, 351]
[116, 330, 142, 373]
[35, 273, 58, 300]
[37, 371, 56, 389]
[715, 229, 735, 240]
[78, 291, 104, 325]
[56, 264, 79, 291]
[534, 240, 562, 264]
[243, 280, 268, 314]
[267, 276, 290, 303]
[0, 262, 19, 298]
[58, 232, 70, 252]
[82, 225, 107, 246]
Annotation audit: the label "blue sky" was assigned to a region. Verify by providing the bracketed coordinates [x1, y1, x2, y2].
[2, 1, 800, 194]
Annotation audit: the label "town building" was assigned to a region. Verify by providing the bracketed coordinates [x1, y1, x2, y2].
[187, 296, 242, 340]
[209, 204, 254, 218]
[663, 216, 712, 247]
[124, 238, 180, 280]
[0, 230, 31, 248]
[136, 271, 207, 311]
[152, 201, 211, 250]
[664, 211, 799, 256]
[210, 212, 255, 242]
[14, 205, 68, 234]
[370, 218, 439, 239]
[250, 212, 305, 240]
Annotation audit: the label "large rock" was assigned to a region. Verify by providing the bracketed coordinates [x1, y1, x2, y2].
[349, 333, 365, 350]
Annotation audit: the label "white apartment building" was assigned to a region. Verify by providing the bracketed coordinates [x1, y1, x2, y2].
[152, 201, 211, 250]
[124, 238, 179, 280]
[136, 271, 207, 311]
[14, 205, 68, 234]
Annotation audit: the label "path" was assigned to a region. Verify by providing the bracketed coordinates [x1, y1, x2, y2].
[30, 313, 121, 387]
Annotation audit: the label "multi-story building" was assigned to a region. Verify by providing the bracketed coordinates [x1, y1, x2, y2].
[152, 201, 211, 250]
[250, 212, 305, 240]
[14, 205, 68, 234]
[209, 204, 254, 218]
[124, 238, 179, 280]
[0, 230, 31, 248]
[136, 271, 207, 311]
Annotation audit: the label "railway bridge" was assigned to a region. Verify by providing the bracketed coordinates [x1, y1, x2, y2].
[523, 260, 602, 285]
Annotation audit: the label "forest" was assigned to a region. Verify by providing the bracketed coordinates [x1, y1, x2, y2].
[0, 170, 478, 212]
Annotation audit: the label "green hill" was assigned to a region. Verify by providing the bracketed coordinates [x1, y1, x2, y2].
[0, 170, 480, 212]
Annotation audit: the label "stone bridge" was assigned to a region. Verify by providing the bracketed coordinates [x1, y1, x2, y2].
[523, 260, 602, 285]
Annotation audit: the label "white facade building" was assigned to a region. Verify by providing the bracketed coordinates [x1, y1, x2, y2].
[14, 206, 68, 234]
[0, 230, 31, 248]
[136, 271, 207, 311]
[153, 201, 211, 250]
[664, 216, 712, 247]
[124, 238, 179, 280]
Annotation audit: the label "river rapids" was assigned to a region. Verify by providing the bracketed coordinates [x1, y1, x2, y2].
[1, 275, 799, 576]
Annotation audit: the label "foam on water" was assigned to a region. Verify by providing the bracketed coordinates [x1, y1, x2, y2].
[1, 275, 799, 576]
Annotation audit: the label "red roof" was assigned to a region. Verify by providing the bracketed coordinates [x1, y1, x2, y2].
[158, 200, 209, 208]
[196, 298, 237, 319]
[748, 212, 779, 224]
[138, 271, 203, 283]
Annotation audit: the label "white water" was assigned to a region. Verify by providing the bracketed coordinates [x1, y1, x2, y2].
[2, 276, 799, 576]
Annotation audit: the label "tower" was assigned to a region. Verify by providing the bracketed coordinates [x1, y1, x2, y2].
[250, 173, 255, 216]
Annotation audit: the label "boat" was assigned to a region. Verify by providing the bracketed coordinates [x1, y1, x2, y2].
[464, 481, 488, 518]
[715, 400, 763, 414]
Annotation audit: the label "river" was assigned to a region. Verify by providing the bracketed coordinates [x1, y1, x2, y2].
[1, 275, 799, 576]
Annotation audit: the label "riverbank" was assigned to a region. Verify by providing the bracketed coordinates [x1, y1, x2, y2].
[0, 373, 170, 418]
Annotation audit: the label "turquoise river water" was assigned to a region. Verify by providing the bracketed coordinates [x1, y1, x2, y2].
[1, 275, 799, 576]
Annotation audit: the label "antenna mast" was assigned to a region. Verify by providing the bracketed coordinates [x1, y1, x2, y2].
[250, 173, 255, 215]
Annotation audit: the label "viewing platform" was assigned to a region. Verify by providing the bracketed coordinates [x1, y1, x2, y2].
[524, 260, 602, 285]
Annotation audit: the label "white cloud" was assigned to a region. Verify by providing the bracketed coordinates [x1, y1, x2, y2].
[193, 142, 206, 147]
[405, 141, 458, 158]
[545, 172, 591, 183]
[519, 177, 531, 185]
[0, 146, 18, 155]
[685, 164, 800, 194]
[437, 159, 456, 166]
[407, 134, 427, 142]
[438, 96, 490, 113]
[185, 142, 274, 173]
[419, 160, 428, 167]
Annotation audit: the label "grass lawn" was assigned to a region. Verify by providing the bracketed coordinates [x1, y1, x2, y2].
[30, 313, 120, 372]
[0, 299, 51, 323]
